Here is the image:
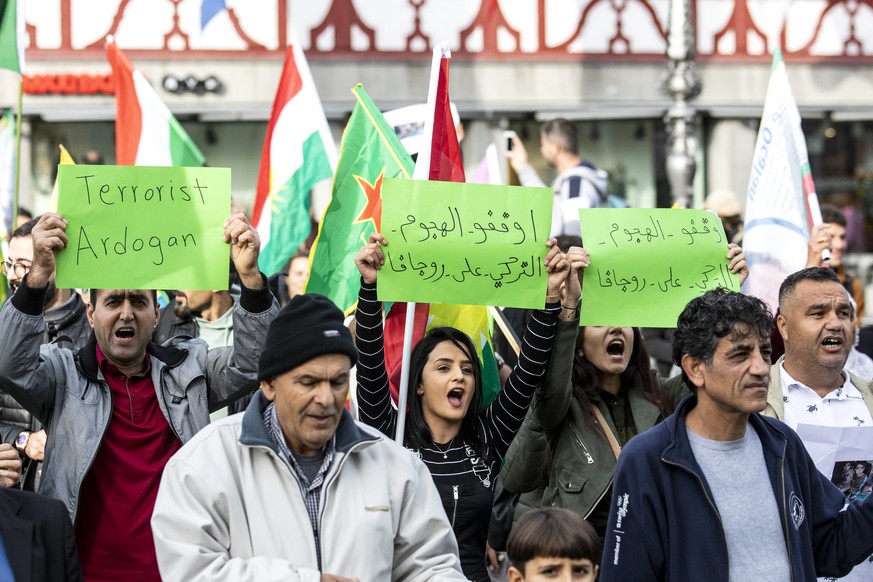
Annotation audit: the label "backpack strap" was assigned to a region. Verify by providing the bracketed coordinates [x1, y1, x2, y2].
[591, 405, 622, 459]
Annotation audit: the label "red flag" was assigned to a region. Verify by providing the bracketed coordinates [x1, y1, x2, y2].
[384, 44, 464, 403]
[422, 53, 465, 182]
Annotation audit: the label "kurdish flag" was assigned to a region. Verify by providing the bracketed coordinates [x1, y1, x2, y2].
[0, 0, 25, 74]
[252, 38, 336, 276]
[306, 84, 412, 313]
[107, 41, 205, 167]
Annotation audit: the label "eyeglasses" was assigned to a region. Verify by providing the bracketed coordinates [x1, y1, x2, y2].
[1, 260, 32, 278]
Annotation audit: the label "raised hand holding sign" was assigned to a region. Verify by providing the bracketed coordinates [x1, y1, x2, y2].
[579, 208, 745, 327]
[377, 178, 552, 309]
[56, 165, 231, 290]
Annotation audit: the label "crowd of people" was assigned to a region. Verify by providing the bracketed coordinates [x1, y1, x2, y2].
[0, 118, 870, 582]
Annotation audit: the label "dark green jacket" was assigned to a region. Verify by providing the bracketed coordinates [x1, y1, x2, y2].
[500, 317, 687, 526]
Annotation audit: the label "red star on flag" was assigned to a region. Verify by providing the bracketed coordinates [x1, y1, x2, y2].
[353, 170, 385, 231]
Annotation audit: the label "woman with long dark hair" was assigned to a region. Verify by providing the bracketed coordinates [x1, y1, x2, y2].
[353, 232, 569, 582]
[502, 244, 748, 535]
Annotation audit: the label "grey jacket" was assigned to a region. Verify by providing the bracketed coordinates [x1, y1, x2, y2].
[0, 280, 278, 522]
[0, 290, 92, 444]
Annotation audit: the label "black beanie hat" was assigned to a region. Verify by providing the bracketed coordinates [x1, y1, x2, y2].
[258, 293, 358, 380]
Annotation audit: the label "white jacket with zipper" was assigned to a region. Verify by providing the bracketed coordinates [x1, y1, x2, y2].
[151, 392, 467, 582]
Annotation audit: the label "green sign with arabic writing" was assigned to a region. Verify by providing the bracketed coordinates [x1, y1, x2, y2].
[579, 208, 740, 327]
[379, 178, 553, 308]
[56, 164, 231, 290]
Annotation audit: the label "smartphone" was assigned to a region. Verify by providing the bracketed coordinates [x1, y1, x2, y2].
[503, 130, 517, 152]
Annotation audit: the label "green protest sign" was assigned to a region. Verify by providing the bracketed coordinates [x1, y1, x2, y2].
[379, 178, 552, 308]
[56, 165, 231, 290]
[579, 208, 740, 327]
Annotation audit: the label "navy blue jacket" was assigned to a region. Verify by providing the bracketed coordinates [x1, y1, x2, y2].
[601, 394, 873, 581]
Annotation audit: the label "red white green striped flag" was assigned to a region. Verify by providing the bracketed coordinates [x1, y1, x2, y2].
[0, 0, 25, 74]
[251, 37, 336, 276]
[107, 41, 205, 167]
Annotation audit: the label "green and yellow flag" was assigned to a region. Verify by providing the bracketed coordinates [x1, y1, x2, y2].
[306, 84, 414, 313]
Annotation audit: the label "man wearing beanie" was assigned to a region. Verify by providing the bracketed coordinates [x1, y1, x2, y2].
[152, 294, 467, 582]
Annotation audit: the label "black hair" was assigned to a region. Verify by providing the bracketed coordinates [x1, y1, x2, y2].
[541, 118, 578, 154]
[819, 203, 847, 228]
[572, 326, 670, 427]
[11, 217, 39, 239]
[405, 326, 485, 459]
[285, 250, 310, 271]
[90, 288, 158, 308]
[16, 206, 32, 221]
[672, 288, 772, 391]
[555, 235, 583, 253]
[507, 507, 601, 570]
[778, 267, 841, 309]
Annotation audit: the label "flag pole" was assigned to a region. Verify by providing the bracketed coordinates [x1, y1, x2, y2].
[394, 301, 417, 444]
[803, 172, 830, 266]
[12, 77, 22, 228]
[488, 305, 521, 357]
[395, 43, 452, 444]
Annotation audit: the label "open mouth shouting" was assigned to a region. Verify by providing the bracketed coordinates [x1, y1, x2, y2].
[583, 326, 635, 377]
[447, 387, 466, 408]
[821, 335, 844, 352]
[606, 338, 626, 360]
[115, 326, 136, 343]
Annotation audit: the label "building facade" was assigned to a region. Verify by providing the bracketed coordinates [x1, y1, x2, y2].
[1, 0, 871, 249]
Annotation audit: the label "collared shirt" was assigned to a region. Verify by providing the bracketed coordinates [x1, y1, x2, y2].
[779, 365, 873, 582]
[780, 364, 873, 430]
[263, 403, 335, 569]
[76, 345, 181, 581]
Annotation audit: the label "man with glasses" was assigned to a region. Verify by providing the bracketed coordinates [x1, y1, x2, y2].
[0, 218, 92, 490]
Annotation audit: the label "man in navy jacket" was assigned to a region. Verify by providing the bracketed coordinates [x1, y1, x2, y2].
[601, 288, 873, 581]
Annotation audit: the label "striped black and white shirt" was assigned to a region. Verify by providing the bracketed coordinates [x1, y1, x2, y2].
[354, 280, 560, 483]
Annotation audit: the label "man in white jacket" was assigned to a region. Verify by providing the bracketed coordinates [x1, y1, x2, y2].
[151, 294, 466, 582]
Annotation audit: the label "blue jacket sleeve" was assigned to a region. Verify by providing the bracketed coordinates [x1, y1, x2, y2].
[599, 442, 665, 582]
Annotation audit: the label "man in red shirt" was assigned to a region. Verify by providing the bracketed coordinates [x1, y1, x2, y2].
[0, 212, 278, 581]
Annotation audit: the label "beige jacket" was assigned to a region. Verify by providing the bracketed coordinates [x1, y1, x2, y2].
[763, 355, 873, 420]
[152, 395, 466, 582]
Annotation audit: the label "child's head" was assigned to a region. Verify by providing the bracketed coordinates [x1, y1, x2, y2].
[506, 508, 600, 582]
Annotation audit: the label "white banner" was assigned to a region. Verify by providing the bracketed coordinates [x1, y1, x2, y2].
[742, 50, 812, 313]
